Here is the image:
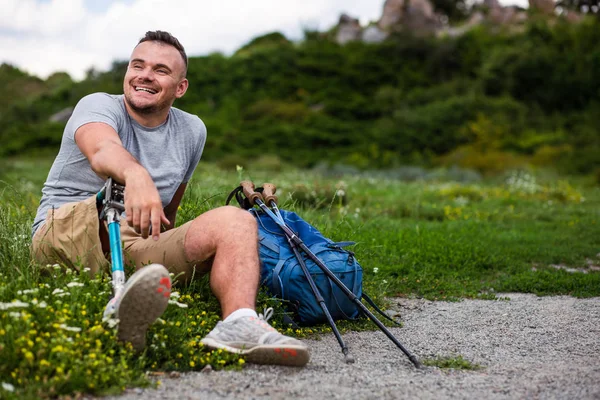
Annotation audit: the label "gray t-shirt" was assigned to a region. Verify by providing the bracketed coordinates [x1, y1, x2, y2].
[32, 93, 206, 236]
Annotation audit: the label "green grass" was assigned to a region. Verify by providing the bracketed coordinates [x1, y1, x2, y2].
[422, 355, 482, 370]
[0, 156, 599, 398]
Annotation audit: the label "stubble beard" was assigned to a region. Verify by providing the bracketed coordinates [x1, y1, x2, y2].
[124, 91, 168, 115]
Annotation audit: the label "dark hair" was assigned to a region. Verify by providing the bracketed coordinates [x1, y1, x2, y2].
[138, 30, 188, 73]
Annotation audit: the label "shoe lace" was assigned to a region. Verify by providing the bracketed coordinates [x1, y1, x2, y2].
[258, 307, 274, 323]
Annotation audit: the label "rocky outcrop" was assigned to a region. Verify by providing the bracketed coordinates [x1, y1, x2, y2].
[378, 0, 440, 35]
[334, 0, 580, 45]
[336, 14, 362, 44]
[362, 25, 388, 43]
[529, 0, 555, 15]
[379, 0, 404, 30]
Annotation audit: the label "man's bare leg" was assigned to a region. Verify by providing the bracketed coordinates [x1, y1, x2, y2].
[183, 206, 259, 318]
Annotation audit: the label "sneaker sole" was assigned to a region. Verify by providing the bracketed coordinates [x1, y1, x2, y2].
[201, 338, 310, 367]
[116, 263, 171, 352]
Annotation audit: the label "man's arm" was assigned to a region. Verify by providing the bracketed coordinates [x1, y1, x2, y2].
[162, 183, 187, 231]
[75, 122, 169, 240]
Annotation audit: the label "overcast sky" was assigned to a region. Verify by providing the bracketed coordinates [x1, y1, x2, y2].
[0, 0, 528, 81]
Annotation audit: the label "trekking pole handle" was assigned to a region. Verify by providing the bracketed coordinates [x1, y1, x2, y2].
[262, 183, 278, 205]
[240, 181, 263, 206]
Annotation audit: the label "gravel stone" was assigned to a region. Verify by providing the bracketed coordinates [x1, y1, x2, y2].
[107, 293, 600, 400]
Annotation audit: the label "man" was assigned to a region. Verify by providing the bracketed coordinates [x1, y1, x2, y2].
[31, 30, 309, 367]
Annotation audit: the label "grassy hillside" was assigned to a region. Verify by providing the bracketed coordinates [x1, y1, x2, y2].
[0, 157, 598, 398]
[1, 20, 599, 177]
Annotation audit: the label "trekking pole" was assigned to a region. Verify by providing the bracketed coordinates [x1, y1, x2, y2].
[242, 182, 355, 363]
[97, 178, 126, 317]
[254, 183, 422, 369]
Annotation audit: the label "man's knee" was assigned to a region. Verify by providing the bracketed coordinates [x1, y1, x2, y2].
[211, 205, 257, 232]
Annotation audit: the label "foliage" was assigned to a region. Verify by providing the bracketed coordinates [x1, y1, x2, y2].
[1, 20, 600, 176]
[1, 157, 599, 398]
[422, 355, 482, 370]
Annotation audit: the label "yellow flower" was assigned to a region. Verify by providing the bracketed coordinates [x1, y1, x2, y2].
[24, 351, 34, 361]
[189, 361, 195, 367]
[238, 359, 245, 365]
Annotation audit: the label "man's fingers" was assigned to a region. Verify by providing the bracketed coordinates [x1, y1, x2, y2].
[151, 209, 162, 241]
[140, 209, 150, 239]
[132, 207, 142, 235]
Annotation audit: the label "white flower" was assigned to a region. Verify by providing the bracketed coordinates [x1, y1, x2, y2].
[103, 317, 119, 328]
[37, 301, 48, 309]
[1, 382, 15, 392]
[66, 282, 84, 288]
[373, 267, 379, 274]
[0, 301, 29, 310]
[17, 289, 38, 295]
[168, 300, 188, 308]
[170, 291, 180, 299]
[8, 312, 22, 318]
[58, 324, 81, 332]
[52, 288, 65, 295]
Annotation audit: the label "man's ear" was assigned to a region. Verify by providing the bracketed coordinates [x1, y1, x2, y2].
[176, 78, 189, 98]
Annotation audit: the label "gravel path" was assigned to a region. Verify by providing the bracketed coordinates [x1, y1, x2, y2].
[108, 293, 600, 400]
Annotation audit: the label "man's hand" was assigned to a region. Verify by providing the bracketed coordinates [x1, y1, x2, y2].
[123, 167, 170, 240]
[74, 122, 170, 241]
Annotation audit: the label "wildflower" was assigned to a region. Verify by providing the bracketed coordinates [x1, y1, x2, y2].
[1, 382, 15, 392]
[373, 267, 379, 274]
[103, 317, 119, 328]
[58, 324, 82, 332]
[8, 312, 23, 318]
[52, 288, 65, 295]
[17, 289, 38, 295]
[238, 358, 245, 365]
[0, 301, 29, 310]
[168, 300, 188, 308]
[67, 282, 84, 288]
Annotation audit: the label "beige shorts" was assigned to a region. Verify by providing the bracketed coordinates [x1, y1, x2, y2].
[31, 196, 201, 280]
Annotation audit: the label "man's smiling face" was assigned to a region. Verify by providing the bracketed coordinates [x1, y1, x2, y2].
[123, 40, 188, 118]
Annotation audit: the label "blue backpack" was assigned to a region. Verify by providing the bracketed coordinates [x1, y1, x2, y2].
[251, 208, 363, 325]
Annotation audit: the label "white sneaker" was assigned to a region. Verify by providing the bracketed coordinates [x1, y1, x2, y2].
[201, 308, 310, 367]
[105, 263, 171, 351]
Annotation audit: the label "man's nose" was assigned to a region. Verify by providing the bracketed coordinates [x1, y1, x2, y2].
[138, 67, 154, 81]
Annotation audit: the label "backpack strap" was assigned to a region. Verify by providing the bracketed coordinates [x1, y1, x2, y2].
[272, 259, 287, 298]
[361, 292, 401, 326]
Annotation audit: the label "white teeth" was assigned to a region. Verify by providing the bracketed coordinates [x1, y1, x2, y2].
[135, 87, 156, 94]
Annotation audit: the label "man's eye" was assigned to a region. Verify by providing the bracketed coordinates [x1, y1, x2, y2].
[157, 69, 168, 74]
[132, 65, 142, 70]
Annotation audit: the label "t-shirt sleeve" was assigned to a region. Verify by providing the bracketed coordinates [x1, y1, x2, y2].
[65, 93, 123, 142]
[183, 117, 207, 183]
